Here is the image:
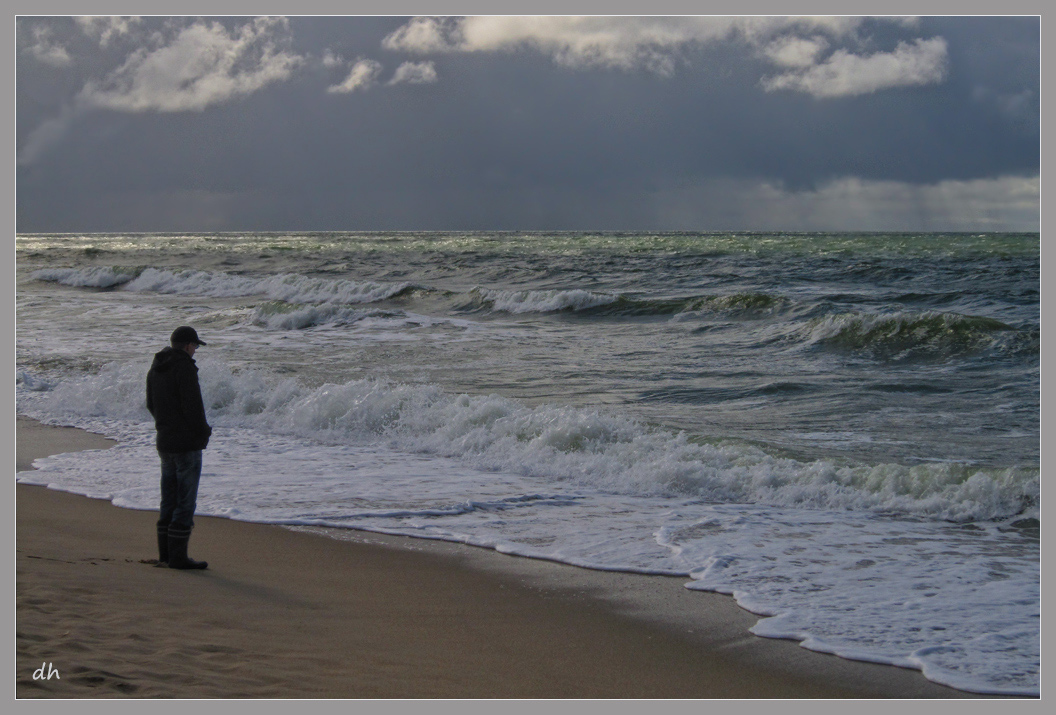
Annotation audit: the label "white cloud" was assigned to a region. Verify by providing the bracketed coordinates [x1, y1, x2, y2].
[382, 16, 948, 96]
[389, 61, 438, 85]
[382, 17, 863, 66]
[761, 38, 948, 98]
[328, 59, 383, 93]
[381, 16, 453, 53]
[383, 16, 759, 74]
[322, 50, 345, 69]
[75, 16, 141, 47]
[19, 18, 305, 165]
[653, 175, 1039, 232]
[763, 35, 828, 69]
[23, 26, 72, 67]
[78, 17, 303, 112]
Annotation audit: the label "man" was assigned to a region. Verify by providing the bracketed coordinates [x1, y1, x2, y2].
[146, 326, 213, 570]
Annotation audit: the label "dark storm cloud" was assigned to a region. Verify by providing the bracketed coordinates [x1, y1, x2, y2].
[16, 15, 1039, 232]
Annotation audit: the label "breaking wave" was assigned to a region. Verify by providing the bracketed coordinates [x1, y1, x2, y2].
[18, 358, 1039, 524]
[464, 288, 793, 318]
[249, 301, 470, 332]
[31, 266, 141, 288]
[33, 266, 419, 306]
[467, 287, 620, 314]
[30, 267, 797, 323]
[803, 311, 1034, 360]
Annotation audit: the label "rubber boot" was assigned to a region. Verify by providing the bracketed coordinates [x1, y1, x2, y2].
[167, 530, 208, 570]
[156, 525, 169, 565]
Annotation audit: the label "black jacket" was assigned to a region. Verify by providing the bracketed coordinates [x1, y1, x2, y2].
[146, 347, 212, 453]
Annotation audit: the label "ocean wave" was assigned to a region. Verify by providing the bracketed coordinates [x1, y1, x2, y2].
[803, 311, 1030, 360]
[250, 302, 404, 330]
[33, 266, 419, 306]
[249, 301, 469, 332]
[31, 266, 141, 288]
[18, 358, 1039, 524]
[464, 288, 793, 318]
[16, 369, 53, 392]
[664, 292, 793, 319]
[126, 268, 418, 304]
[469, 287, 620, 314]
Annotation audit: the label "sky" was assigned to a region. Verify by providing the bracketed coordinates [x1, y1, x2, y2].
[15, 13, 1041, 233]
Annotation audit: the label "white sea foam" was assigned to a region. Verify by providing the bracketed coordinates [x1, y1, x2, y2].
[16, 369, 53, 392]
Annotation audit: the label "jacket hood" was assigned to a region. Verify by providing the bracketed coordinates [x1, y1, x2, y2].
[150, 346, 193, 373]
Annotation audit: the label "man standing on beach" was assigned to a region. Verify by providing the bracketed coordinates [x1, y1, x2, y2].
[146, 326, 212, 570]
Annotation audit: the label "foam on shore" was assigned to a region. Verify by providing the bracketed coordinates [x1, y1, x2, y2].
[16, 417, 988, 698]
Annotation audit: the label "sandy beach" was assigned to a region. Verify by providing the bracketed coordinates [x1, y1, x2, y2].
[16, 417, 992, 699]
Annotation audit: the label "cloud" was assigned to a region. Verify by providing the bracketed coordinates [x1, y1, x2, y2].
[382, 16, 757, 74]
[653, 174, 1039, 232]
[22, 26, 72, 67]
[381, 17, 864, 66]
[77, 17, 303, 112]
[389, 61, 437, 85]
[19, 18, 305, 165]
[328, 59, 383, 93]
[75, 16, 141, 47]
[762, 35, 828, 69]
[382, 16, 948, 95]
[325, 58, 437, 94]
[322, 49, 345, 69]
[381, 16, 453, 53]
[761, 38, 948, 98]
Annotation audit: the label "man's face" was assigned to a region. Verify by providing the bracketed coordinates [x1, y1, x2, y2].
[184, 343, 198, 357]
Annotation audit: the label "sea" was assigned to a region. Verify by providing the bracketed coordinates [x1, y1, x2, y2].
[15, 231, 1040, 696]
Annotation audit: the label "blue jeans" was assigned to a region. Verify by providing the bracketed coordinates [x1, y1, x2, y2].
[157, 450, 203, 536]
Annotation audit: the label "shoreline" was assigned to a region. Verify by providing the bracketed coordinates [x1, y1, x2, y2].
[16, 416, 993, 698]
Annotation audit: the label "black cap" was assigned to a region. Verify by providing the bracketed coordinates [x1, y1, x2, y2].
[170, 326, 207, 346]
